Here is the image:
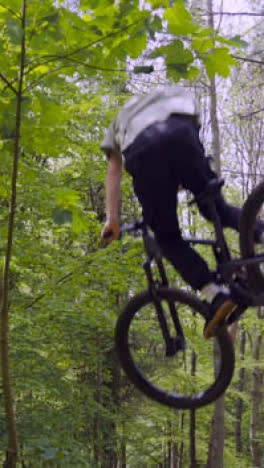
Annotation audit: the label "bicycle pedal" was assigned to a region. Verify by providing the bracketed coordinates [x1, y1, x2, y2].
[204, 317, 227, 338]
[209, 314, 230, 335]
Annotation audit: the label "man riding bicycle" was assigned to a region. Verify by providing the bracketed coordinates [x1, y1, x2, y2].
[100, 85, 264, 338]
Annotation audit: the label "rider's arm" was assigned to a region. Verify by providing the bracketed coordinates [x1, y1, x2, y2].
[101, 151, 122, 243]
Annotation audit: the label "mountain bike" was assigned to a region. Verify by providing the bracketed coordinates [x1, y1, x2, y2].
[114, 178, 264, 409]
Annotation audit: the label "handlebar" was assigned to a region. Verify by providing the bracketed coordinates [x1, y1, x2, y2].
[121, 219, 145, 233]
[102, 219, 145, 241]
[104, 220, 216, 246]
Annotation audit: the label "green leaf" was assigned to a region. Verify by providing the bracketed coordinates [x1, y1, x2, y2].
[122, 32, 147, 59]
[55, 451, 65, 460]
[229, 35, 249, 48]
[55, 189, 80, 208]
[203, 47, 236, 78]
[149, 44, 170, 59]
[42, 13, 59, 25]
[52, 208, 73, 225]
[6, 19, 23, 44]
[72, 210, 93, 234]
[164, 0, 198, 35]
[191, 37, 214, 54]
[32, 95, 66, 126]
[32, 65, 50, 74]
[167, 63, 187, 81]
[193, 28, 214, 38]
[186, 66, 199, 79]
[149, 0, 168, 8]
[145, 15, 163, 40]
[166, 39, 193, 64]
[72, 213, 86, 233]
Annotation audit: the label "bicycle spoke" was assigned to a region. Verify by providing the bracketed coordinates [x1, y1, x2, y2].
[128, 299, 218, 396]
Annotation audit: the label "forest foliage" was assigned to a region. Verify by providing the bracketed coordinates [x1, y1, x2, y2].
[0, 0, 264, 466]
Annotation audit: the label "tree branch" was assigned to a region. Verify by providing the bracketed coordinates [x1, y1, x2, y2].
[24, 58, 129, 92]
[198, 9, 264, 17]
[24, 19, 141, 72]
[3, 19, 140, 94]
[1, 21, 140, 94]
[24, 263, 92, 310]
[232, 55, 264, 65]
[0, 73, 18, 95]
[23, 66, 68, 92]
[236, 108, 264, 119]
[0, 1, 21, 19]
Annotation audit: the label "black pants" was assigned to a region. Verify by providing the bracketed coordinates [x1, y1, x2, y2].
[124, 116, 243, 290]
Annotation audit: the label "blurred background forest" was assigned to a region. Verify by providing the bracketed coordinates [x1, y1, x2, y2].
[0, 0, 264, 466]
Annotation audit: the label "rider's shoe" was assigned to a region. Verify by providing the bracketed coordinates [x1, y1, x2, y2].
[203, 292, 236, 339]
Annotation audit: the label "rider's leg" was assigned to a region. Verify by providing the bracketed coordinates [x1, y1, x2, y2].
[164, 118, 264, 242]
[124, 121, 214, 291]
[181, 146, 264, 242]
[169, 126, 239, 336]
[196, 174, 264, 243]
[124, 116, 237, 337]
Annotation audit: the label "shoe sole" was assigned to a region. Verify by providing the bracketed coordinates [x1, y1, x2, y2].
[204, 301, 236, 339]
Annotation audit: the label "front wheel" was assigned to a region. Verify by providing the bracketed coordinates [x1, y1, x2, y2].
[240, 181, 264, 291]
[115, 287, 235, 409]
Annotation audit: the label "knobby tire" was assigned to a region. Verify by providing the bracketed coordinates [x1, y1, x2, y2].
[115, 287, 235, 409]
[240, 181, 264, 292]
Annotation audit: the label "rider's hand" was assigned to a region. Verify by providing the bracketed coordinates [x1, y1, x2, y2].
[101, 218, 120, 244]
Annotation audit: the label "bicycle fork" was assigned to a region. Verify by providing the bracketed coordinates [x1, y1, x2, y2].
[143, 249, 186, 357]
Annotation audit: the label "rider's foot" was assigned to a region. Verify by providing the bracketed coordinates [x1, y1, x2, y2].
[203, 293, 236, 339]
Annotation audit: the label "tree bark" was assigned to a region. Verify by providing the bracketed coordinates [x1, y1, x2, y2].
[206, 344, 225, 468]
[177, 412, 185, 468]
[189, 409, 196, 468]
[120, 423, 126, 468]
[206, 0, 221, 176]
[205, 0, 226, 465]
[249, 320, 263, 468]
[168, 413, 177, 468]
[235, 326, 246, 453]
[189, 349, 197, 468]
[1, 1, 26, 466]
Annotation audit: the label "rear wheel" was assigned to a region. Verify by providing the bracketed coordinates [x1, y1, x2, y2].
[115, 287, 235, 409]
[240, 182, 264, 291]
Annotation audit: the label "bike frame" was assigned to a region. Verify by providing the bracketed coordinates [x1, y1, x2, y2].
[121, 178, 264, 352]
[141, 227, 186, 356]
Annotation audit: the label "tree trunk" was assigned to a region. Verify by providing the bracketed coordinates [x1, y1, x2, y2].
[189, 349, 197, 468]
[205, 1, 228, 465]
[206, 382, 225, 468]
[207, 335, 229, 467]
[170, 443, 177, 468]
[1, 2, 27, 466]
[168, 414, 177, 468]
[167, 419, 172, 468]
[235, 326, 246, 453]
[177, 412, 185, 468]
[121, 429, 126, 468]
[249, 321, 263, 468]
[189, 410, 196, 468]
[206, 0, 221, 175]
